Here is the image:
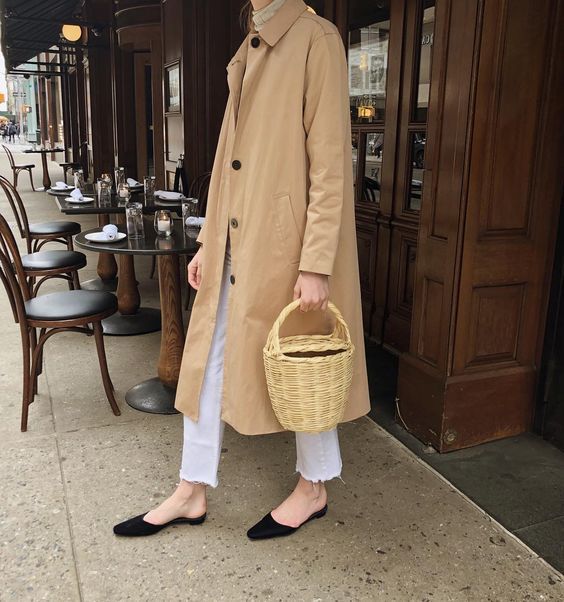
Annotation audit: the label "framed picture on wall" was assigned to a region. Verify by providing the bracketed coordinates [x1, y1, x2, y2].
[164, 61, 181, 113]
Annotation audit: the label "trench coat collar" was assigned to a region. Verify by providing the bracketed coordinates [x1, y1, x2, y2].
[258, 0, 309, 47]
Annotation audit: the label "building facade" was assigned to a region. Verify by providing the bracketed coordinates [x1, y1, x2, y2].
[2, 0, 563, 451]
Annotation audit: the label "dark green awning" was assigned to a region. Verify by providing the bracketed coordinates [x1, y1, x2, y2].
[0, 0, 82, 69]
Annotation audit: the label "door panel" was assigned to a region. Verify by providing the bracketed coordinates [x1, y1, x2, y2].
[342, 0, 437, 350]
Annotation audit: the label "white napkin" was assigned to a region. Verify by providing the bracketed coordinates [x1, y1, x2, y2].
[53, 181, 69, 189]
[185, 217, 205, 227]
[155, 190, 184, 201]
[102, 224, 118, 240]
[127, 178, 142, 187]
[70, 188, 84, 200]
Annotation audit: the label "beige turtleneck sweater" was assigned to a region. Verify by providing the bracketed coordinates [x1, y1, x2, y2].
[252, 0, 286, 31]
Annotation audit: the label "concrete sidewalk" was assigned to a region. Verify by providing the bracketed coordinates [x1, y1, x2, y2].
[0, 151, 563, 601]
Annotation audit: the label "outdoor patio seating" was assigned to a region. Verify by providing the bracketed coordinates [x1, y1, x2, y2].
[0, 211, 120, 432]
[0, 175, 81, 253]
[2, 144, 35, 191]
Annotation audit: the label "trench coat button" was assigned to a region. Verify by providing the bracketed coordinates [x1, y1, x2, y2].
[230, 218, 239, 229]
[251, 36, 260, 48]
[230, 274, 236, 285]
[232, 159, 241, 170]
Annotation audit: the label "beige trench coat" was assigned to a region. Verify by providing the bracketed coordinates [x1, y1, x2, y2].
[174, 0, 370, 434]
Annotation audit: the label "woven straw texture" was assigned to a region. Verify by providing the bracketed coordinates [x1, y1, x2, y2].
[263, 299, 355, 432]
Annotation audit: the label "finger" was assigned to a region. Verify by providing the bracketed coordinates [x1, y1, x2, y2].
[188, 264, 198, 289]
[195, 264, 202, 289]
[321, 298, 329, 311]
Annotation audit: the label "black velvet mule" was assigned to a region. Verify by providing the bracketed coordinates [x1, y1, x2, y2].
[113, 512, 207, 537]
[247, 504, 328, 540]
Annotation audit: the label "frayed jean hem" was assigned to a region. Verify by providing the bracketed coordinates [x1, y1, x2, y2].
[178, 472, 219, 489]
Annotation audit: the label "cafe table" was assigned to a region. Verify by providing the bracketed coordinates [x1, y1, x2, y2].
[50, 186, 184, 336]
[75, 222, 198, 414]
[23, 147, 65, 190]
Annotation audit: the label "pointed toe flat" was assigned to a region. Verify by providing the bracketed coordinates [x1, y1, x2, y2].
[113, 512, 207, 537]
[247, 504, 328, 540]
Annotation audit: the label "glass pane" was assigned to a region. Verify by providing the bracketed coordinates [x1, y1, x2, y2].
[352, 130, 359, 197]
[413, 1, 436, 122]
[306, 0, 325, 16]
[407, 131, 426, 211]
[348, 0, 390, 123]
[362, 132, 384, 204]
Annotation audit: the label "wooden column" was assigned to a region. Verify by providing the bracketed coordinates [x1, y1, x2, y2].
[162, 0, 244, 190]
[85, 0, 116, 177]
[398, 0, 564, 451]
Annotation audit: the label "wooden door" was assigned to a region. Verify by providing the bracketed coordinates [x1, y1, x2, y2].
[336, 0, 437, 352]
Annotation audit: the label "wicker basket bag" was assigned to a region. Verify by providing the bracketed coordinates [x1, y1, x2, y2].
[263, 299, 355, 432]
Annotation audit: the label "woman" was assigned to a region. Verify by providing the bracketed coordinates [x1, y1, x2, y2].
[114, 0, 370, 540]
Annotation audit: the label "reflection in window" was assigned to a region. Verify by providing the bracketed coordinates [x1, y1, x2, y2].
[407, 132, 426, 211]
[413, 1, 435, 122]
[362, 132, 384, 204]
[348, 1, 390, 123]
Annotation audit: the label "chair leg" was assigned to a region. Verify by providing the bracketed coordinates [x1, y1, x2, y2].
[29, 329, 39, 399]
[71, 270, 81, 290]
[92, 321, 120, 415]
[20, 329, 32, 432]
[149, 255, 157, 279]
[66, 236, 74, 251]
[13, 169, 18, 189]
[28, 168, 35, 192]
[63, 168, 67, 184]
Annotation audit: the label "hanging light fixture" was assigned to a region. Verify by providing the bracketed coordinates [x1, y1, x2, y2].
[61, 24, 83, 42]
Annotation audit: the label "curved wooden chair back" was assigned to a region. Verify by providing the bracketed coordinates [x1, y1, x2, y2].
[2, 144, 16, 169]
[0, 175, 31, 251]
[0, 212, 30, 326]
[188, 171, 211, 218]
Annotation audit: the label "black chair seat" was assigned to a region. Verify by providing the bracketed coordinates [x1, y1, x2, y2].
[25, 290, 117, 321]
[15, 164, 35, 169]
[22, 250, 86, 271]
[29, 221, 81, 236]
[60, 162, 80, 168]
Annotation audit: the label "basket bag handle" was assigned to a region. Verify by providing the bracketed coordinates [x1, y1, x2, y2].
[265, 299, 352, 358]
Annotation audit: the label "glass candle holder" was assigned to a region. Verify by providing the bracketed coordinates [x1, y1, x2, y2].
[117, 181, 131, 200]
[154, 210, 173, 238]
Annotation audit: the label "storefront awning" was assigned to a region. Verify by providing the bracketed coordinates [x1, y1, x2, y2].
[0, 0, 82, 70]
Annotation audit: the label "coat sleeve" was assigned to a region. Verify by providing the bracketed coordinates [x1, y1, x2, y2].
[299, 31, 350, 277]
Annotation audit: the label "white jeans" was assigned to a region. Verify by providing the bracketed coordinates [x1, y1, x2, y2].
[179, 238, 343, 488]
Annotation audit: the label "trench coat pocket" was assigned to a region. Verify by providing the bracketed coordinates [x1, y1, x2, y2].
[273, 193, 302, 265]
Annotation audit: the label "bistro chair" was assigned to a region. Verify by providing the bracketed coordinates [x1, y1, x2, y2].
[1, 209, 86, 296]
[59, 161, 81, 184]
[0, 175, 81, 253]
[2, 144, 36, 191]
[0, 212, 120, 432]
[20, 242, 86, 296]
